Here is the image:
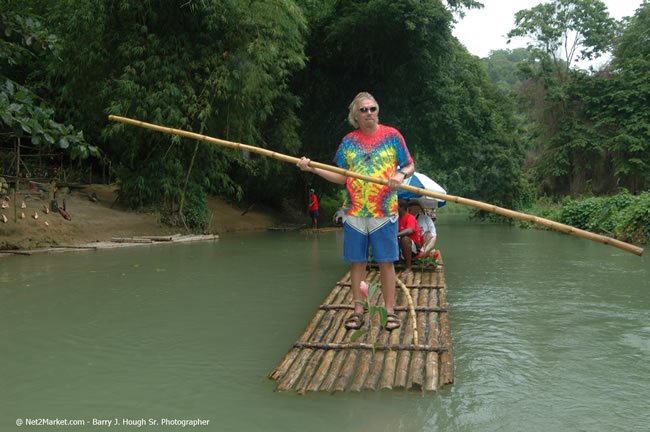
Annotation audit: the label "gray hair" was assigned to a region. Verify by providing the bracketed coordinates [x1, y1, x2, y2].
[347, 92, 379, 128]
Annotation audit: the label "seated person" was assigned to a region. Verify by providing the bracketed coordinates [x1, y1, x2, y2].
[397, 199, 422, 275]
[407, 199, 437, 254]
[332, 206, 345, 226]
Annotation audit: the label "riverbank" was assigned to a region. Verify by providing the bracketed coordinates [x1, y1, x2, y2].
[0, 184, 286, 251]
[443, 195, 649, 247]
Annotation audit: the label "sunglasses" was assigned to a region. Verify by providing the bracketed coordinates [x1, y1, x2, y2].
[359, 106, 377, 113]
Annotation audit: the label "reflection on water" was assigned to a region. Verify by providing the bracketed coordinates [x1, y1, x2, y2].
[0, 217, 648, 431]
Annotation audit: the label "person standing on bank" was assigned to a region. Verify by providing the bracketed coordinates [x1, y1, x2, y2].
[297, 92, 414, 331]
[308, 188, 319, 229]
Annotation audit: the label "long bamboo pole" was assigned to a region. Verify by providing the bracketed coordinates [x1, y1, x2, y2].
[396, 277, 419, 345]
[108, 115, 644, 256]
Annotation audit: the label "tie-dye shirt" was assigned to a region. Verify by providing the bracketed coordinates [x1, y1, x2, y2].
[334, 125, 412, 217]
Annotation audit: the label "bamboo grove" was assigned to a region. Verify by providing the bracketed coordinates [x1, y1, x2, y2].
[1, 0, 648, 237]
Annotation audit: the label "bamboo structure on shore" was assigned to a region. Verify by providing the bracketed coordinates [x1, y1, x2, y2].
[268, 254, 453, 394]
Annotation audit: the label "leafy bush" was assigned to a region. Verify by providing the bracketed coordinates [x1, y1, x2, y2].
[559, 197, 602, 231]
[116, 157, 212, 231]
[612, 192, 650, 244]
[319, 192, 345, 226]
[181, 184, 210, 231]
[522, 192, 650, 244]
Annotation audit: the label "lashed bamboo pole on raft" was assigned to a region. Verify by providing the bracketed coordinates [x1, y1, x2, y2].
[396, 277, 419, 345]
[424, 271, 440, 391]
[108, 115, 644, 257]
[394, 274, 418, 389]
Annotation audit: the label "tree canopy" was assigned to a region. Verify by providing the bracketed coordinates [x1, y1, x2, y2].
[43, 0, 307, 226]
[294, 0, 529, 209]
[1, 0, 647, 229]
[508, 0, 617, 74]
[505, 0, 647, 196]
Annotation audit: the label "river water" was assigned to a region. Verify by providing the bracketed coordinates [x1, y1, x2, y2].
[1, 216, 648, 431]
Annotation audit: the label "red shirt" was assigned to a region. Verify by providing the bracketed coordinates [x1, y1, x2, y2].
[398, 212, 422, 245]
[309, 193, 319, 211]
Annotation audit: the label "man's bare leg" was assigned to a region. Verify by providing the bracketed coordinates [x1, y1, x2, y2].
[378, 261, 401, 330]
[350, 262, 367, 314]
[399, 236, 413, 274]
[377, 261, 396, 314]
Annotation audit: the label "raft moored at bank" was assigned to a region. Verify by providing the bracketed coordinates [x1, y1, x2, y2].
[299, 226, 343, 233]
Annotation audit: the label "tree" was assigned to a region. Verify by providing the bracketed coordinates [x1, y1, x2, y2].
[293, 0, 529, 209]
[12, 0, 532, 221]
[594, 2, 650, 192]
[508, 0, 617, 78]
[0, 2, 98, 176]
[45, 0, 307, 228]
[508, 0, 619, 196]
[482, 48, 530, 93]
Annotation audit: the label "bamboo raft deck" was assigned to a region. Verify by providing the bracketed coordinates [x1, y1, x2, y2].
[268, 256, 453, 394]
[267, 224, 306, 232]
[300, 227, 343, 233]
[0, 234, 219, 257]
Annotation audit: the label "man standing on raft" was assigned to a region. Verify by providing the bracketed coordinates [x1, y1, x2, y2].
[297, 92, 414, 331]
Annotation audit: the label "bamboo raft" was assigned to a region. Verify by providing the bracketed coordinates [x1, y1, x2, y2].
[267, 224, 306, 232]
[300, 227, 343, 233]
[268, 255, 453, 394]
[0, 234, 219, 257]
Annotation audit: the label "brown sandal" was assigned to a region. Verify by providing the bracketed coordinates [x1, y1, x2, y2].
[384, 313, 401, 331]
[344, 312, 364, 330]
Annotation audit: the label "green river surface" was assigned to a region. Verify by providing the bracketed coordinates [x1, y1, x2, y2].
[1, 215, 648, 432]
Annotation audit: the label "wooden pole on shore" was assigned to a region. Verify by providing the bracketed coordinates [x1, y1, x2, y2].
[108, 115, 644, 256]
[14, 137, 19, 222]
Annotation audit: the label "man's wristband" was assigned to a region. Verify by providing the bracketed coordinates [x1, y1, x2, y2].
[398, 169, 410, 179]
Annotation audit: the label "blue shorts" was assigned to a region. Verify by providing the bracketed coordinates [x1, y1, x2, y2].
[343, 216, 399, 263]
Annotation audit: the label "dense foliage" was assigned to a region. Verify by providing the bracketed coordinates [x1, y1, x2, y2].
[0, 0, 647, 241]
[506, 0, 648, 196]
[45, 0, 308, 228]
[481, 48, 530, 94]
[0, 2, 98, 176]
[294, 0, 529, 210]
[518, 191, 650, 245]
[596, 3, 650, 193]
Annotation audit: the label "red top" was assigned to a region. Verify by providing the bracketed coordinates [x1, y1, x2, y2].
[398, 212, 422, 245]
[309, 193, 319, 211]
